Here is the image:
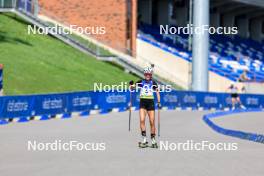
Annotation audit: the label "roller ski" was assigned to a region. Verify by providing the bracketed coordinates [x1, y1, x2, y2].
[150, 142, 158, 148]
[240, 105, 246, 110]
[138, 141, 148, 148]
[150, 143, 158, 148]
[149, 135, 158, 149]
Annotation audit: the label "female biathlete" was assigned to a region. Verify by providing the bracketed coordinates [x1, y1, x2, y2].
[226, 84, 246, 110]
[130, 67, 161, 148]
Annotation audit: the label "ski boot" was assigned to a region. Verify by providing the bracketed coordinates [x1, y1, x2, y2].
[139, 136, 148, 148]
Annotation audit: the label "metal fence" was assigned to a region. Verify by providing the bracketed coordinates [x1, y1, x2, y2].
[0, 0, 14, 8]
[0, 0, 33, 10]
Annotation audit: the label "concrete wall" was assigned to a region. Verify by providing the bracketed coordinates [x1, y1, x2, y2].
[137, 39, 189, 88]
[137, 38, 247, 92]
[245, 82, 264, 94]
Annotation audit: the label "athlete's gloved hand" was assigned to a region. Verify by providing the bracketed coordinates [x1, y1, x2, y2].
[129, 80, 134, 85]
[157, 102, 162, 109]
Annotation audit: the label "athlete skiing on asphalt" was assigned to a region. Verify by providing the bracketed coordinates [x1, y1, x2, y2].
[129, 66, 161, 148]
[226, 84, 246, 110]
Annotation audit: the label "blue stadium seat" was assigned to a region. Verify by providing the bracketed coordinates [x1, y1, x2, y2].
[138, 23, 264, 82]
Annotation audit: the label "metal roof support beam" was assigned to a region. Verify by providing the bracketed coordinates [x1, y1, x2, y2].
[192, 0, 209, 91]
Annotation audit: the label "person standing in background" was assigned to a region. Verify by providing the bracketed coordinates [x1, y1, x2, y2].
[226, 84, 246, 110]
[239, 70, 251, 82]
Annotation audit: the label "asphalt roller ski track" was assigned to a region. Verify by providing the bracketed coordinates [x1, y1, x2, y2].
[0, 110, 263, 176]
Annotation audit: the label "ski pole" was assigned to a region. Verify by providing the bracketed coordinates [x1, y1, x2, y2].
[158, 107, 160, 137]
[128, 80, 134, 131]
[128, 90, 132, 131]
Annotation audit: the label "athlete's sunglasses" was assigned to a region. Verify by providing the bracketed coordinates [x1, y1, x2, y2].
[144, 73, 152, 76]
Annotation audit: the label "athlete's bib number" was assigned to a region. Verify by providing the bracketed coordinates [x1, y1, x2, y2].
[140, 85, 153, 98]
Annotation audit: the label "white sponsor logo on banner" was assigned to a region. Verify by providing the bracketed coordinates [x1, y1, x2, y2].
[73, 97, 92, 106]
[164, 94, 178, 103]
[106, 95, 126, 103]
[204, 96, 218, 104]
[43, 98, 63, 109]
[7, 100, 29, 112]
[225, 97, 232, 104]
[183, 95, 196, 103]
[246, 97, 259, 105]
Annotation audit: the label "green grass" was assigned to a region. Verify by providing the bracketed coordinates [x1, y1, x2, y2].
[69, 32, 113, 56]
[0, 13, 138, 95]
[44, 21, 113, 56]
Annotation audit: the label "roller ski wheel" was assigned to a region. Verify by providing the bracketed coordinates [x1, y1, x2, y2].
[138, 142, 148, 148]
[240, 105, 246, 110]
[150, 143, 158, 149]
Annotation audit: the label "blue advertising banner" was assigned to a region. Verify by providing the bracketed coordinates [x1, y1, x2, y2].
[199, 92, 222, 109]
[160, 91, 179, 109]
[131, 91, 140, 110]
[0, 95, 35, 118]
[240, 94, 263, 109]
[97, 91, 129, 113]
[178, 91, 200, 108]
[0, 90, 263, 119]
[34, 94, 67, 116]
[68, 91, 97, 112]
